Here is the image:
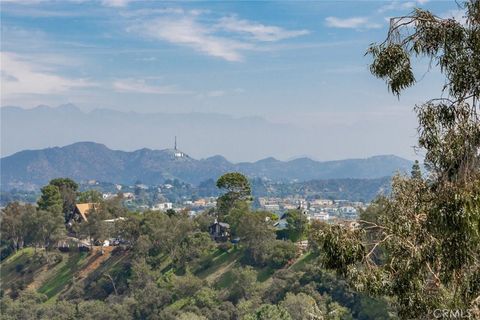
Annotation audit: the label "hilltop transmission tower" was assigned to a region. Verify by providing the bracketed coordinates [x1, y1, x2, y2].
[173, 136, 185, 158]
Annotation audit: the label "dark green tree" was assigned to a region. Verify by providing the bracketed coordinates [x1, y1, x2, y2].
[216, 172, 252, 217]
[172, 232, 215, 270]
[236, 211, 276, 266]
[229, 266, 259, 303]
[49, 178, 79, 221]
[77, 190, 102, 203]
[410, 160, 422, 179]
[268, 240, 296, 268]
[285, 209, 308, 242]
[37, 185, 62, 215]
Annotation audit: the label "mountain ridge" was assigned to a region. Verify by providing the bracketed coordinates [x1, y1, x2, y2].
[1, 104, 417, 162]
[0, 141, 413, 190]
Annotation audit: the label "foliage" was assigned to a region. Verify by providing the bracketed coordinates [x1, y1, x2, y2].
[268, 240, 296, 268]
[49, 178, 79, 222]
[216, 172, 252, 217]
[229, 266, 259, 303]
[173, 232, 215, 270]
[314, 2, 480, 318]
[31, 210, 66, 249]
[0, 203, 36, 252]
[77, 206, 111, 246]
[310, 223, 364, 276]
[236, 211, 277, 266]
[37, 185, 62, 215]
[286, 209, 309, 242]
[1, 179, 393, 320]
[244, 304, 292, 320]
[78, 190, 103, 203]
[280, 292, 324, 320]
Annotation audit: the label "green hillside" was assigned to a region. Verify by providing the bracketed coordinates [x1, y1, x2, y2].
[0, 176, 395, 319]
[1, 247, 296, 302]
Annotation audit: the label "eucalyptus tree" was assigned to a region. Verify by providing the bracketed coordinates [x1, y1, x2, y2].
[313, 1, 480, 318]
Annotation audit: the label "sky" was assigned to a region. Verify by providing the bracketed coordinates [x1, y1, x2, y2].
[0, 0, 464, 162]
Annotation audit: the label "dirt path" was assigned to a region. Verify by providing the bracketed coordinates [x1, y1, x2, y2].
[26, 265, 49, 291]
[204, 259, 237, 284]
[77, 246, 114, 279]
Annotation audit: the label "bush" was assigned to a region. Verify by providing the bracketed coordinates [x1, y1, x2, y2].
[48, 252, 63, 266]
[268, 241, 296, 269]
[218, 241, 232, 252]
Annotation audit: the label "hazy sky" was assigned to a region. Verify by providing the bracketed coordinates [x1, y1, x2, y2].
[0, 0, 463, 161]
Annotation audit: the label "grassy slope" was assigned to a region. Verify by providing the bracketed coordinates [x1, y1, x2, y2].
[0, 247, 125, 300]
[1, 247, 310, 301]
[0, 248, 38, 291]
[37, 251, 90, 299]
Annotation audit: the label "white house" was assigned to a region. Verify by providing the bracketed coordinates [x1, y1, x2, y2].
[152, 202, 173, 211]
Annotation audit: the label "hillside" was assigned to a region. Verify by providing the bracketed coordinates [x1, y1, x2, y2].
[1, 247, 286, 302]
[0, 141, 412, 190]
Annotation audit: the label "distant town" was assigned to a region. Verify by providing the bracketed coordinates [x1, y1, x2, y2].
[82, 179, 365, 223]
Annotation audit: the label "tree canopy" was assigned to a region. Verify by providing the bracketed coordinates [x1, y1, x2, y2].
[314, 1, 480, 318]
[216, 172, 252, 217]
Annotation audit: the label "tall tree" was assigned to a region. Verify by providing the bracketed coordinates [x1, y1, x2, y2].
[237, 211, 277, 266]
[172, 232, 215, 270]
[32, 210, 65, 250]
[285, 209, 308, 242]
[0, 203, 36, 251]
[216, 172, 252, 217]
[315, 1, 480, 318]
[410, 160, 422, 179]
[37, 185, 63, 215]
[49, 178, 79, 222]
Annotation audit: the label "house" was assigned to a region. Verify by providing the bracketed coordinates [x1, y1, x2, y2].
[209, 219, 230, 241]
[67, 203, 99, 225]
[151, 202, 173, 211]
[311, 212, 330, 221]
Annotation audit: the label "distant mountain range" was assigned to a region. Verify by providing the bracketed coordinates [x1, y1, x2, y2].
[0, 142, 413, 190]
[1, 104, 417, 163]
[0, 104, 306, 162]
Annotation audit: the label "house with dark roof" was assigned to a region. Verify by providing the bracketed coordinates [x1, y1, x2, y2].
[208, 219, 231, 242]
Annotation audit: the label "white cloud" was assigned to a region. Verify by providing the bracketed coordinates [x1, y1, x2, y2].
[113, 78, 191, 95]
[131, 15, 251, 62]
[196, 88, 244, 99]
[1, 0, 45, 4]
[1, 51, 93, 97]
[130, 10, 309, 62]
[217, 16, 309, 42]
[101, 0, 133, 7]
[325, 17, 382, 29]
[378, 1, 429, 13]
